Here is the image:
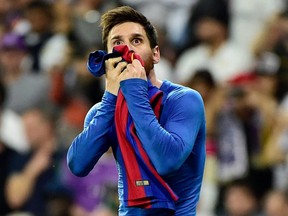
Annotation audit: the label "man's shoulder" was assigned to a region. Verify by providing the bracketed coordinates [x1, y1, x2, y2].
[161, 80, 184, 92]
[162, 80, 201, 100]
[161, 81, 204, 114]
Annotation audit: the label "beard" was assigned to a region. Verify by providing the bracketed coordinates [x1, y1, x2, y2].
[142, 52, 154, 76]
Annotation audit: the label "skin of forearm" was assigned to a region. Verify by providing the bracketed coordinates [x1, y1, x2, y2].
[5, 162, 40, 209]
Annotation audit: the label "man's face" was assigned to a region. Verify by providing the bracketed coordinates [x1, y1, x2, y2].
[22, 110, 51, 150]
[0, 48, 26, 71]
[196, 17, 226, 43]
[107, 22, 160, 74]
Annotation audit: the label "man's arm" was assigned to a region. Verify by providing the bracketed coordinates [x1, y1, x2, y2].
[6, 148, 52, 209]
[121, 79, 205, 175]
[67, 91, 117, 177]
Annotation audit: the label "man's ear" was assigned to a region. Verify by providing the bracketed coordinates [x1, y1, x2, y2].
[152, 46, 160, 64]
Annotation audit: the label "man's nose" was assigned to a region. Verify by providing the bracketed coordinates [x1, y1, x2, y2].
[124, 42, 134, 52]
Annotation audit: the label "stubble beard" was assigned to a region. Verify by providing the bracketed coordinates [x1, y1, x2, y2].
[143, 53, 154, 77]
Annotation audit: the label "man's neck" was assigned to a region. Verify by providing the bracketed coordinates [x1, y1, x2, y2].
[206, 34, 227, 56]
[147, 70, 162, 88]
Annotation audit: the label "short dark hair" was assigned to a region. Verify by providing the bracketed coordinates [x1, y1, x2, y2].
[25, 0, 54, 21]
[100, 6, 158, 51]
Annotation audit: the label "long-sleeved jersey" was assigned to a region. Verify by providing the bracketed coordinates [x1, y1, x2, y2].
[67, 79, 206, 216]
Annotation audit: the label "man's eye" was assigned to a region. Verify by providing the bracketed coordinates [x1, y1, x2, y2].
[133, 38, 141, 44]
[114, 41, 122, 45]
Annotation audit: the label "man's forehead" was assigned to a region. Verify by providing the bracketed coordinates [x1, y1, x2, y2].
[108, 22, 146, 39]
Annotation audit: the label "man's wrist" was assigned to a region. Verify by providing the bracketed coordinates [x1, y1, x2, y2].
[106, 82, 119, 96]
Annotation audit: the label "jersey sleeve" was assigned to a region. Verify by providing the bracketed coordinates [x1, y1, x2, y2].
[120, 79, 205, 175]
[67, 91, 117, 177]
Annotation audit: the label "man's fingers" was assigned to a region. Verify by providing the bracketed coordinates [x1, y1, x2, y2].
[131, 59, 142, 67]
[105, 57, 122, 70]
[120, 59, 147, 81]
[116, 61, 128, 72]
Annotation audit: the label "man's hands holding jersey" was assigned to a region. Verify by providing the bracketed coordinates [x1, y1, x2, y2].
[105, 57, 147, 95]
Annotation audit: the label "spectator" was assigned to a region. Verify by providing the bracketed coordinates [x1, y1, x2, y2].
[230, 0, 285, 53]
[262, 89, 288, 190]
[216, 74, 275, 199]
[263, 189, 288, 216]
[248, 12, 288, 193]
[219, 179, 262, 216]
[23, 0, 70, 74]
[175, 0, 254, 84]
[252, 9, 288, 103]
[68, 0, 119, 56]
[5, 106, 71, 215]
[252, 8, 288, 60]
[0, 31, 50, 114]
[0, 78, 26, 215]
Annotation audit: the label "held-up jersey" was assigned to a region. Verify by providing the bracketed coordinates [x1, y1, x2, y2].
[67, 79, 206, 216]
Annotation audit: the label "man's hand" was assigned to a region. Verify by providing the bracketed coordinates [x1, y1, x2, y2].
[105, 58, 146, 95]
[105, 57, 127, 95]
[120, 59, 147, 82]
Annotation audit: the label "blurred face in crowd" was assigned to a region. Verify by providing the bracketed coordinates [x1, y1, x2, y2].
[196, 17, 227, 44]
[256, 74, 277, 97]
[22, 109, 53, 149]
[25, 7, 53, 33]
[264, 191, 288, 216]
[224, 185, 258, 216]
[0, 48, 26, 72]
[106, 21, 160, 75]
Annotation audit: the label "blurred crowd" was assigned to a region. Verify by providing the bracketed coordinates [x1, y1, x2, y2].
[0, 0, 288, 216]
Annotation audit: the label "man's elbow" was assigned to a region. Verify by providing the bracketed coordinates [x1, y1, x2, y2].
[67, 159, 88, 177]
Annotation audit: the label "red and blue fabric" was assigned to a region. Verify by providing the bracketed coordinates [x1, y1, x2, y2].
[115, 83, 178, 208]
[87, 45, 144, 77]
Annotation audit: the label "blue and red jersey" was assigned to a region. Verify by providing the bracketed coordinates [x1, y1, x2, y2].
[67, 79, 206, 216]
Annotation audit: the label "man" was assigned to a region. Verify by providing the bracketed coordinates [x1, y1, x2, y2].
[5, 107, 71, 215]
[175, 0, 254, 84]
[67, 6, 206, 216]
[263, 189, 288, 216]
[221, 179, 262, 216]
[0, 32, 50, 114]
